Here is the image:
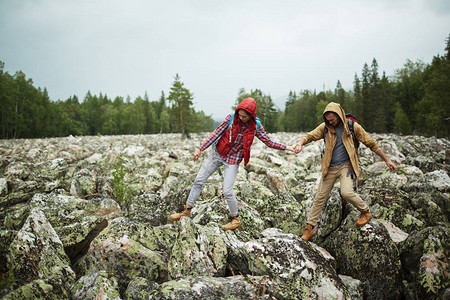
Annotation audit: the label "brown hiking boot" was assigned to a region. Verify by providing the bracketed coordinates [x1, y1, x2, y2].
[356, 210, 372, 227]
[223, 215, 241, 230]
[301, 224, 315, 241]
[169, 205, 192, 221]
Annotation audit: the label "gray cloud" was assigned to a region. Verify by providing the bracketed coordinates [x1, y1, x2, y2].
[1, 0, 448, 120]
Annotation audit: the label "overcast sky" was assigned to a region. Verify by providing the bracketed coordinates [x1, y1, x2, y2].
[1, 0, 449, 120]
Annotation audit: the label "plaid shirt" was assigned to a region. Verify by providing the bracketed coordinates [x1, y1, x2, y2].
[199, 114, 287, 165]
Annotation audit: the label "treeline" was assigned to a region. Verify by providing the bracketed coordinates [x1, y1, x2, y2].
[235, 40, 449, 138]
[280, 36, 450, 138]
[1, 36, 449, 139]
[0, 70, 215, 139]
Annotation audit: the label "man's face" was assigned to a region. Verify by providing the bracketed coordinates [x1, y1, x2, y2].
[325, 113, 341, 128]
[238, 110, 251, 124]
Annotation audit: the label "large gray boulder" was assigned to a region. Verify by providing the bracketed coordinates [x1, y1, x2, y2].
[0, 133, 448, 299]
[226, 228, 351, 299]
[73, 217, 171, 295]
[399, 226, 450, 299]
[3, 208, 76, 298]
[322, 212, 402, 300]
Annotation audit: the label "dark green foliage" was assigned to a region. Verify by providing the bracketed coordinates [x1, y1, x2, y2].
[0, 35, 449, 138]
[394, 102, 412, 135]
[111, 156, 135, 218]
[167, 74, 213, 137]
[0, 67, 215, 139]
[279, 36, 450, 137]
[234, 88, 281, 133]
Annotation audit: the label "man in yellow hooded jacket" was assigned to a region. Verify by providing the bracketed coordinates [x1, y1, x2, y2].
[294, 102, 397, 241]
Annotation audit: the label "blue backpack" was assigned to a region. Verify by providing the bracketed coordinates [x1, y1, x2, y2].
[215, 113, 261, 145]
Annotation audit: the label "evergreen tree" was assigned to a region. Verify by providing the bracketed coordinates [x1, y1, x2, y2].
[100, 102, 117, 135]
[361, 63, 371, 125]
[0, 63, 16, 139]
[112, 96, 125, 134]
[372, 72, 395, 133]
[415, 54, 450, 137]
[167, 74, 195, 137]
[53, 96, 83, 136]
[445, 34, 450, 58]
[159, 107, 170, 133]
[393, 59, 426, 130]
[80, 91, 102, 135]
[315, 92, 328, 124]
[393, 102, 412, 135]
[335, 80, 345, 105]
[235, 88, 281, 132]
[353, 73, 363, 119]
[280, 90, 298, 131]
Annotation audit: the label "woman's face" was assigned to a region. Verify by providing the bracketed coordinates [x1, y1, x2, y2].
[238, 110, 251, 124]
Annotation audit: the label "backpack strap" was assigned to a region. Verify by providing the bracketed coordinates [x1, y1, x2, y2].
[347, 118, 354, 137]
[255, 117, 260, 136]
[228, 113, 234, 143]
[216, 113, 260, 145]
[323, 119, 359, 152]
[214, 113, 234, 146]
[347, 119, 359, 150]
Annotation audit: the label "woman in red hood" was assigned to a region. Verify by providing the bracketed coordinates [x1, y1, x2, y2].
[170, 98, 295, 230]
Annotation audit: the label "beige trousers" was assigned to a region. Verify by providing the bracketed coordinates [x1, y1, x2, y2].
[307, 162, 369, 226]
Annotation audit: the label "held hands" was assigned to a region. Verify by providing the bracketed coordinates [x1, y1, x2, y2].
[193, 149, 202, 162]
[285, 145, 296, 152]
[293, 142, 303, 154]
[285, 143, 302, 154]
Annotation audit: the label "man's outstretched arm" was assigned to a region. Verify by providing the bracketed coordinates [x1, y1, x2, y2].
[376, 149, 398, 172]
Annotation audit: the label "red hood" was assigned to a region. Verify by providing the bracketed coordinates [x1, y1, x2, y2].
[235, 98, 257, 119]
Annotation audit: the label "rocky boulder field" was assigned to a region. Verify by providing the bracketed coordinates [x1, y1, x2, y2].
[0, 132, 449, 299]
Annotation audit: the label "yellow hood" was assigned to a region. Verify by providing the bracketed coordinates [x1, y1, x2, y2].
[323, 102, 351, 135]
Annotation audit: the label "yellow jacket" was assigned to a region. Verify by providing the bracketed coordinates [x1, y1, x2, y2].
[301, 102, 381, 178]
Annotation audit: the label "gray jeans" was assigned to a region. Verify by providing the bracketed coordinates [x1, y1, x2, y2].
[186, 149, 240, 216]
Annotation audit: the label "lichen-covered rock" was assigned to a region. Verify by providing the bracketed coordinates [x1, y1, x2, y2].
[310, 187, 345, 244]
[168, 217, 227, 279]
[70, 168, 97, 196]
[0, 177, 7, 196]
[2, 279, 64, 300]
[2, 202, 29, 230]
[399, 226, 450, 299]
[259, 192, 306, 237]
[371, 202, 425, 234]
[323, 212, 402, 300]
[29, 193, 117, 262]
[124, 277, 159, 299]
[0, 229, 16, 287]
[71, 271, 121, 300]
[130, 193, 175, 226]
[377, 219, 409, 244]
[2, 208, 75, 297]
[226, 228, 351, 299]
[73, 217, 169, 295]
[424, 170, 450, 192]
[338, 275, 364, 300]
[144, 275, 276, 299]
[0, 132, 448, 299]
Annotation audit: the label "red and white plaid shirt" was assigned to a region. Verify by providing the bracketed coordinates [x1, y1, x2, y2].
[199, 114, 286, 165]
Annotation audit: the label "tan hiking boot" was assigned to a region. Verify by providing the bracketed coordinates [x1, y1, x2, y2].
[223, 215, 241, 230]
[301, 224, 315, 241]
[169, 205, 192, 221]
[356, 210, 372, 227]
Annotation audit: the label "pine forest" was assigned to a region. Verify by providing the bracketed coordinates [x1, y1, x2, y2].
[1, 36, 449, 140]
